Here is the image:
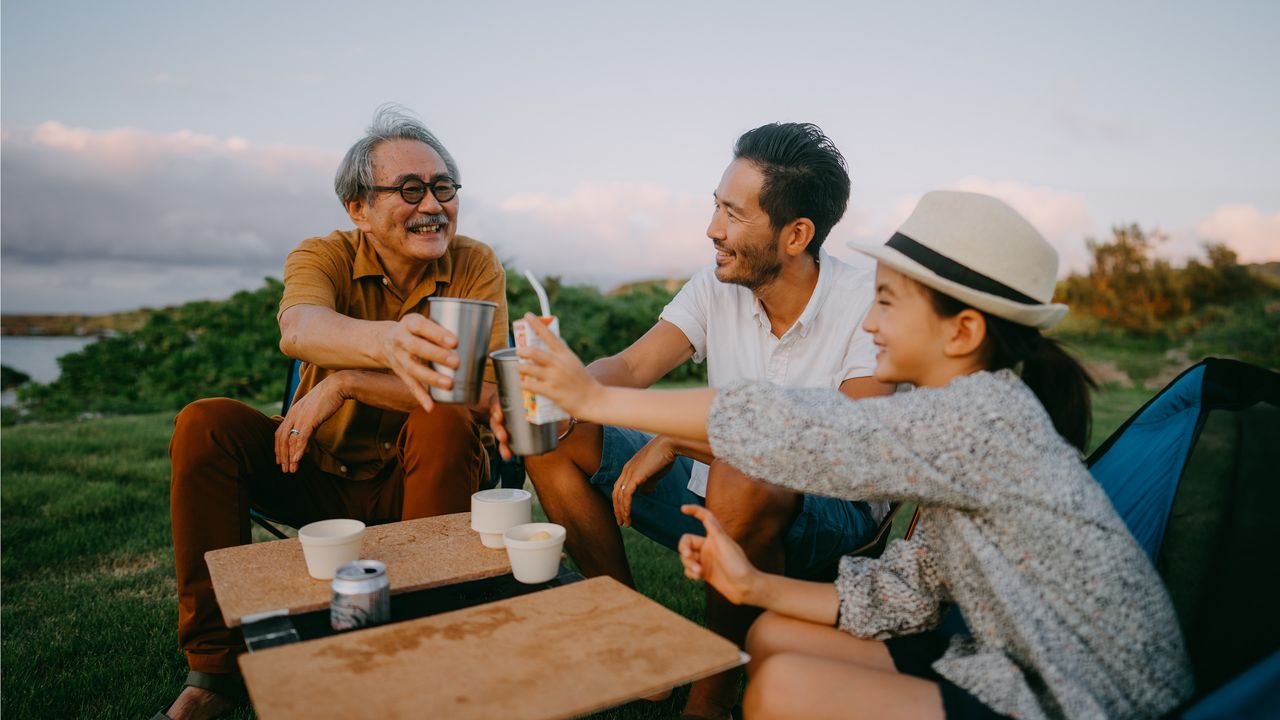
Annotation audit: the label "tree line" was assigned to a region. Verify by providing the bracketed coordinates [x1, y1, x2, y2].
[7, 273, 706, 424]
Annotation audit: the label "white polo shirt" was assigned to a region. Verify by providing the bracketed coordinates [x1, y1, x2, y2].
[660, 249, 878, 496]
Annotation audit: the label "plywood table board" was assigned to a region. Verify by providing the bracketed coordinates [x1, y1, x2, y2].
[206, 512, 510, 627]
[240, 576, 745, 720]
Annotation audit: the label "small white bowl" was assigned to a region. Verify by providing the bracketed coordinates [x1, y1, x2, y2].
[297, 519, 365, 580]
[503, 522, 566, 583]
[471, 488, 533, 548]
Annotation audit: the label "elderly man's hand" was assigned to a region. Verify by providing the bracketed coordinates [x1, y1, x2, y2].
[379, 313, 459, 412]
[275, 373, 348, 473]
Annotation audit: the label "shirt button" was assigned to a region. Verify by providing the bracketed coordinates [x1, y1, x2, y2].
[339, 465, 348, 473]
[383, 442, 392, 450]
[381, 277, 389, 285]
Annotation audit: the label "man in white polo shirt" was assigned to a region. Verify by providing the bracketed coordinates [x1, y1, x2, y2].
[493, 122, 892, 720]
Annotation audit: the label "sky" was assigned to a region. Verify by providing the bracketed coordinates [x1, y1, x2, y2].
[2, 0, 1277, 313]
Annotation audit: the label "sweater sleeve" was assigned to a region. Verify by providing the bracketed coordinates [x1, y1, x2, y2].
[835, 529, 948, 637]
[706, 378, 1029, 511]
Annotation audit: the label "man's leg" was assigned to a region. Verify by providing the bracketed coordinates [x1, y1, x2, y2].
[523, 423, 634, 584]
[683, 462, 881, 718]
[167, 398, 346, 720]
[397, 405, 488, 519]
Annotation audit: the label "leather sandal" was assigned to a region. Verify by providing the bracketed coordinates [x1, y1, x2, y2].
[150, 671, 247, 719]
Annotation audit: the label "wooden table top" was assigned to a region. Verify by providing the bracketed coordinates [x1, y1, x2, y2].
[206, 512, 511, 627]
[239, 576, 745, 720]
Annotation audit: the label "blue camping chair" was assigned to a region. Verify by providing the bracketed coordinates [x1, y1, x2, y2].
[935, 358, 1280, 716]
[1084, 358, 1280, 717]
[250, 358, 525, 539]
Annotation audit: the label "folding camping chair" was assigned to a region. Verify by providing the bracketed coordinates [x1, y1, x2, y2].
[250, 359, 525, 539]
[925, 358, 1279, 715]
[1084, 357, 1280, 716]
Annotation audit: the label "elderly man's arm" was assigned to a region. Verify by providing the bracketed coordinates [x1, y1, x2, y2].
[280, 304, 465, 411]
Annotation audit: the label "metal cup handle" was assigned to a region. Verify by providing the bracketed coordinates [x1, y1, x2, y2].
[557, 417, 578, 442]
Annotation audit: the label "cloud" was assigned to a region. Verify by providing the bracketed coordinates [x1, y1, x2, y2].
[5, 122, 1271, 315]
[1193, 204, 1280, 263]
[2, 122, 349, 309]
[849, 179, 1098, 276]
[468, 183, 715, 288]
[1, 122, 723, 311]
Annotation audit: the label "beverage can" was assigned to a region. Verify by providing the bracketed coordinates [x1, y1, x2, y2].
[330, 559, 391, 631]
[511, 315, 571, 424]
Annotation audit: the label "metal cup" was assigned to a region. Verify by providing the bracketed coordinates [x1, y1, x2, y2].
[427, 297, 497, 405]
[490, 348, 572, 456]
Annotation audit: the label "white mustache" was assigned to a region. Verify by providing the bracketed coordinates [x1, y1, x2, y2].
[407, 214, 448, 229]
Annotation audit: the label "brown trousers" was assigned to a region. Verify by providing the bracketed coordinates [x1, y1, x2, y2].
[168, 398, 485, 674]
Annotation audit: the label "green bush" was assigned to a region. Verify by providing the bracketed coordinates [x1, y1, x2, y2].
[17, 279, 289, 422]
[11, 272, 706, 424]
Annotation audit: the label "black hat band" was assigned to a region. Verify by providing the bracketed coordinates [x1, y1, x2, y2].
[886, 232, 1040, 306]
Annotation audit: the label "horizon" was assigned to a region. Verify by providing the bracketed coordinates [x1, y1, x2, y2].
[2, 2, 1277, 314]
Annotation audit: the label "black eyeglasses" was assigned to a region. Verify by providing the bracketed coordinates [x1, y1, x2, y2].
[368, 176, 461, 204]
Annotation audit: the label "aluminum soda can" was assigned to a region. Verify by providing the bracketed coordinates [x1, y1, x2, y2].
[330, 559, 390, 631]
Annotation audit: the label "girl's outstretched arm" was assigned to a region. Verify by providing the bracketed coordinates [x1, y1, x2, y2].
[516, 313, 716, 441]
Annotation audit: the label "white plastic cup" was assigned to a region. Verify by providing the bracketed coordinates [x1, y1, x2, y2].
[470, 488, 533, 548]
[503, 522, 566, 583]
[297, 519, 366, 579]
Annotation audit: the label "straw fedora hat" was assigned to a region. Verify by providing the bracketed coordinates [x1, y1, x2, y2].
[849, 191, 1068, 329]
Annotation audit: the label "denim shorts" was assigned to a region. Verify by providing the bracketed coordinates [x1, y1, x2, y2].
[589, 425, 878, 578]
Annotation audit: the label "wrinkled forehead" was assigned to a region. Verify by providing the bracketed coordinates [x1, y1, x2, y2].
[371, 138, 448, 183]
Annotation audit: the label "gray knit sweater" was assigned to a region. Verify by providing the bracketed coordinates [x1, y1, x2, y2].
[707, 371, 1193, 720]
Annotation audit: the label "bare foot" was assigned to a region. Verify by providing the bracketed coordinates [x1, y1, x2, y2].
[164, 685, 239, 720]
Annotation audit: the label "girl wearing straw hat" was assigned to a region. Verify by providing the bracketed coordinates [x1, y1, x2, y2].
[514, 191, 1192, 719]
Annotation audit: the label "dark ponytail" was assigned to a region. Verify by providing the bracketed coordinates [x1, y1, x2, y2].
[928, 290, 1096, 451]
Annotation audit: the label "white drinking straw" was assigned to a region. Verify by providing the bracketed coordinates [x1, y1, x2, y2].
[523, 270, 552, 317]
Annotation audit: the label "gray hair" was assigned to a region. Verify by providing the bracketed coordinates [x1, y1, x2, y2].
[334, 104, 460, 206]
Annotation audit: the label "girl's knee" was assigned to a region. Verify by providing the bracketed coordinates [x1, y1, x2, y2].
[745, 611, 789, 673]
[743, 654, 803, 720]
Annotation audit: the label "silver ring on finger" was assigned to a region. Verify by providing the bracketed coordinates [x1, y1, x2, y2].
[289, 428, 301, 436]
[619, 484, 627, 491]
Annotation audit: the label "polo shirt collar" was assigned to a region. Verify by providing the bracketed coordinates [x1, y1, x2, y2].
[350, 230, 454, 295]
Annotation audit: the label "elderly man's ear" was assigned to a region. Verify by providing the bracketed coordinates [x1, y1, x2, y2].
[346, 199, 372, 232]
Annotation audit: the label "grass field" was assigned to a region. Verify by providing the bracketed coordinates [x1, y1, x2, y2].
[0, 364, 1189, 718]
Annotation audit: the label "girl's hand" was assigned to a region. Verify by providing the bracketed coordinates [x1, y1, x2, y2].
[677, 505, 764, 606]
[516, 313, 605, 418]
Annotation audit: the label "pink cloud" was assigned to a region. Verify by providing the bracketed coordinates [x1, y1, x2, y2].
[25, 121, 335, 179]
[476, 183, 714, 287]
[1194, 205, 1280, 263]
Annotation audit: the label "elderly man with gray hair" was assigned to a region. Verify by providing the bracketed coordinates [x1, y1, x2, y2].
[160, 105, 507, 720]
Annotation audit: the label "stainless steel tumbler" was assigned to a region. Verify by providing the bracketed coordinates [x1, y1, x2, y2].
[490, 348, 570, 456]
[427, 297, 497, 404]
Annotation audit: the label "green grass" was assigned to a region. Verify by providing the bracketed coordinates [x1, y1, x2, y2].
[0, 360, 1206, 718]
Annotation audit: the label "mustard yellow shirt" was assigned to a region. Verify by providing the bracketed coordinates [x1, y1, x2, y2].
[278, 229, 508, 481]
